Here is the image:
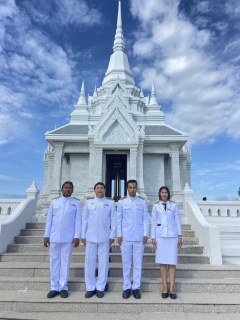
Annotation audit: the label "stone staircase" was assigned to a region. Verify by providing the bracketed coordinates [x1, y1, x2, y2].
[0, 223, 240, 314]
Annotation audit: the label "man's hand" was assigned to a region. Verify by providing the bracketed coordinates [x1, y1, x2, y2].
[117, 236, 123, 246]
[152, 238, 157, 250]
[73, 238, 80, 248]
[109, 239, 115, 246]
[143, 236, 148, 245]
[44, 238, 50, 247]
[81, 238, 87, 247]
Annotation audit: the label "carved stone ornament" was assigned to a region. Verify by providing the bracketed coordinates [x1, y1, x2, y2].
[94, 107, 139, 143]
[105, 124, 128, 142]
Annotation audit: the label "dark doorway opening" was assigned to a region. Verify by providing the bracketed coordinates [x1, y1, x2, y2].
[106, 154, 127, 201]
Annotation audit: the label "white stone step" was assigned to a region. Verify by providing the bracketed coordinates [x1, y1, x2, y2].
[0, 252, 209, 264]
[0, 290, 239, 313]
[0, 262, 239, 279]
[0, 276, 240, 293]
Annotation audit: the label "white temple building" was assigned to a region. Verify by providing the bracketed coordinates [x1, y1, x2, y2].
[38, 0, 192, 213]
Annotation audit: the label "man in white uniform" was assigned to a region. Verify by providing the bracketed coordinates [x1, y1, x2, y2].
[44, 181, 82, 298]
[81, 182, 116, 298]
[117, 179, 149, 299]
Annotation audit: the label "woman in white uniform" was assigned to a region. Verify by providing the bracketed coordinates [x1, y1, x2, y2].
[151, 186, 182, 299]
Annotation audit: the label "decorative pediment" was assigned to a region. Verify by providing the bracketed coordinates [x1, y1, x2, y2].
[94, 107, 139, 144]
[103, 122, 129, 143]
[105, 93, 129, 112]
[109, 81, 126, 95]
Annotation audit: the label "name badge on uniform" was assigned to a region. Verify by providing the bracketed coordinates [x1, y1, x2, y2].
[53, 206, 60, 209]
[103, 204, 109, 208]
[136, 204, 142, 207]
[70, 203, 76, 206]
[167, 208, 172, 211]
[124, 204, 130, 209]
[90, 202, 95, 209]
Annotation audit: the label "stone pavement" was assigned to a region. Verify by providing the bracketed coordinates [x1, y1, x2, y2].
[0, 311, 240, 320]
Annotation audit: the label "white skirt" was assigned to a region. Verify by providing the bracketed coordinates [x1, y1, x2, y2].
[155, 237, 178, 265]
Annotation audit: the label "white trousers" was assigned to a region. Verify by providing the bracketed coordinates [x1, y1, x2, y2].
[85, 241, 109, 291]
[120, 240, 144, 290]
[49, 242, 73, 291]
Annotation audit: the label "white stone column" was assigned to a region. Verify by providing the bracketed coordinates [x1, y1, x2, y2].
[95, 147, 103, 183]
[137, 139, 146, 197]
[86, 139, 96, 196]
[49, 142, 64, 199]
[179, 153, 187, 190]
[159, 155, 165, 187]
[130, 148, 137, 180]
[41, 158, 49, 202]
[170, 143, 182, 202]
[187, 161, 192, 187]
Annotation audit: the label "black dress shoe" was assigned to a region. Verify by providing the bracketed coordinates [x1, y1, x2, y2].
[132, 289, 141, 299]
[161, 292, 169, 299]
[60, 290, 68, 298]
[96, 290, 104, 298]
[47, 290, 59, 298]
[170, 292, 177, 299]
[85, 290, 96, 298]
[122, 289, 131, 299]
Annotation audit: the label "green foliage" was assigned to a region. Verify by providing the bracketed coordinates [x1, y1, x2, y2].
[238, 187, 240, 197]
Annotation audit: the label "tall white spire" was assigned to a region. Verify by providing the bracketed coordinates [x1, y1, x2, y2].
[146, 80, 165, 124]
[149, 81, 159, 106]
[77, 80, 87, 106]
[113, 0, 125, 53]
[102, 0, 134, 86]
[93, 85, 97, 98]
[70, 79, 89, 124]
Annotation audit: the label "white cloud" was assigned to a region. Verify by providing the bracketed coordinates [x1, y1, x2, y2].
[0, 175, 18, 181]
[129, 0, 240, 146]
[20, 0, 102, 28]
[0, 0, 102, 146]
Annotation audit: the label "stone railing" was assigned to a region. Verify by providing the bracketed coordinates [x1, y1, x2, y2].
[196, 200, 240, 265]
[196, 201, 240, 217]
[182, 184, 222, 265]
[0, 200, 23, 217]
[0, 182, 39, 254]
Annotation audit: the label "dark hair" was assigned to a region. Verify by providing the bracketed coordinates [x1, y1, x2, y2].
[203, 197, 207, 201]
[62, 181, 74, 189]
[158, 186, 170, 200]
[94, 182, 106, 189]
[126, 179, 138, 188]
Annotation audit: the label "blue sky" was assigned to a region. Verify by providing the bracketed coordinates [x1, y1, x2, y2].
[0, 0, 240, 201]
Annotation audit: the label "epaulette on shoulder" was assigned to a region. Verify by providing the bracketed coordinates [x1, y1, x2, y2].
[52, 196, 60, 200]
[87, 196, 94, 200]
[120, 196, 127, 200]
[154, 200, 160, 204]
[138, 196, 146, 200]
[73, 197, 80, 201]
[106, 197, 114, 200]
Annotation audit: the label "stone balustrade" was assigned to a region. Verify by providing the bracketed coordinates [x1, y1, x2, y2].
[0, 182, 39, 254]
[183, 184, 240, 266]
[0, 200, 23, 217]
[196, 201, 240, 217]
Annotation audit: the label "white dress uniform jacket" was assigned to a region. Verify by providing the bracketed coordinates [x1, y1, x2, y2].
[82, 197, 116, 242]
[82, 196, 116, 292]
[117, 196, 149, 240]
[151, 200, 182, 239]
[44, 196, 82, 242]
